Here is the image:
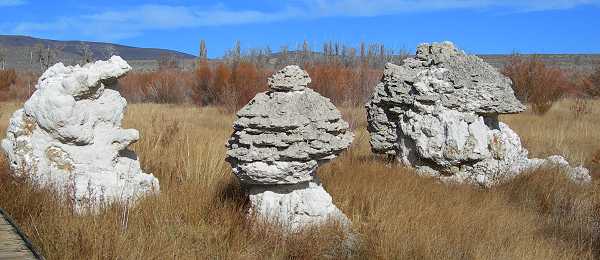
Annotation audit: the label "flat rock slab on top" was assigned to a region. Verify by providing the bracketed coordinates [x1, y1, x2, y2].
[380, 41, 525, 115]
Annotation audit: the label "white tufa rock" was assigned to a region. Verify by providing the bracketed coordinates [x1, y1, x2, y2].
[227, 65, 353, 230]
[247, 178, 348, 230]
[1, 56, 159, 208]
[366, 42, 591, 187]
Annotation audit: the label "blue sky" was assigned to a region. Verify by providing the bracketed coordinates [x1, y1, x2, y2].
[0, 0, 599, 57]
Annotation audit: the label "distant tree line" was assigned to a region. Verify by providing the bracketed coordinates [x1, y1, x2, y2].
[117, 40, 600, 113]
[2, 39, 600, 114]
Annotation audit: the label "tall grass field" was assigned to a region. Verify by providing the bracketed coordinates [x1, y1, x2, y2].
[1, 99, 600, 259]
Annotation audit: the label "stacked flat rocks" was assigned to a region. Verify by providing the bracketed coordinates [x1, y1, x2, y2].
[366, 42, 590, 186]
[1, 56, 159, 208]
[226, 65, 354, 229]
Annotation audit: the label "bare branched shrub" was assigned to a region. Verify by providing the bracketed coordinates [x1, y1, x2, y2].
[212, 63, 236, 112]
[0, 69, 17, 98]
[503, 55, 569, 114]
[0, 69, 37, 101]
[192, 60, 213, 105]
[305, 59, 381, 106]
[157, 54, 179, 70]
[78, 42, 93, 64]
[585, 66, 600, 97]
[192, 61, 269, 112]
[118, 70, 193, 104]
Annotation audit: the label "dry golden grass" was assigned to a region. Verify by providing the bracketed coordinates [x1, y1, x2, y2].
[504, 99, 600, 175]
[0, 99, 599, 259]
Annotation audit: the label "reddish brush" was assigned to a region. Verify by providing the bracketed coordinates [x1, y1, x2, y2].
[503, 55, 571, 114]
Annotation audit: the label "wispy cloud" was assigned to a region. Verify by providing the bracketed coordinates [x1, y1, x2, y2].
[0, 0, 26, 7]
[10, 4, 302, 41]
[8, 0, 600, 41]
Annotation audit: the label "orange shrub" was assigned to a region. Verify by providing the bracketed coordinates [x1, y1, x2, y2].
[231, 61, 268, 108]
[586, 67, 600, 97]
[212, 63, 233, 109]
[0, 69, 37, 101]
[0, 69, 16, 90]
[192, 61, 269, 112]
[193, 60, 213, 105]
[0, 69, 17, 101]
[306, 61, 352, 104]
[503, 55, 569, 114]
[119, 70, 194, 104]
[305, 60, 381, 105]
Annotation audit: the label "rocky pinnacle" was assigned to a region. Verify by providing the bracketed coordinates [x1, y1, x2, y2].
[226, 65, 353, 229]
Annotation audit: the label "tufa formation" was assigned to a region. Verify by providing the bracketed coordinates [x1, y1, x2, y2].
[1, 56, 159, 209]
[226, 65, 354, 229]
[366, 42, 590, 186]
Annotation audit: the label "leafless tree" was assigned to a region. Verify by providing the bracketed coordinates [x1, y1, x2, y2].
[103, 45, 118, 59]
[0, 47, 7, 70]
[226, 40, 241, 63]
[42, 47, 57, 70]
[323, 42, 331, 57]
[53, 43, 65, 63]
[33, 43, 45, 70]
[360, 42, 366, 63]
[278, 45, 289, 68]
[78, 42, 93, 64]
[198, 39, 207, 61]
[31, 44, 61, 71]
[343, 47, 356, 66]
[27, 46, 33, 66]
[158, 53, 179, 70]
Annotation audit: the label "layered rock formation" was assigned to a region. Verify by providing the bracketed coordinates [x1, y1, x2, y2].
[1, 56, 159, 208]
[226, 65, 354, 229]
[366, 42, 590, 186]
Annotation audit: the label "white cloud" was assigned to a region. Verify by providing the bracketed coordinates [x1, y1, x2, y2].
[8, 1, 600, 41]
[0, 0, 25, 7]
[10, 4, 302, 41]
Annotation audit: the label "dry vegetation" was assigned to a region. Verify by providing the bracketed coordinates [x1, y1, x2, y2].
[0, 69, 36, 101]
[1, 43, 600, 259]
[117, 58, 382, 112]
[0, 99, 600, 259]
[502, 55, 600, 114]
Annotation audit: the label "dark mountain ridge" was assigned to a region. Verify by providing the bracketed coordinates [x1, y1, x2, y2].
[0, 35, 195, 60]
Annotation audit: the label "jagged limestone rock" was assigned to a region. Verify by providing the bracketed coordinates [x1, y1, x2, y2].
[1, 56, 159, 208]
[366, 42, 590, 186]
[267, 65, 311, 92]
[227, 65, 353, 229]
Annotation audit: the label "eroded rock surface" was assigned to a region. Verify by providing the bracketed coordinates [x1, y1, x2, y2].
[366, 42, 590, 186]
[1, 56, 159, 208]
[227, 65, 353, 229]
